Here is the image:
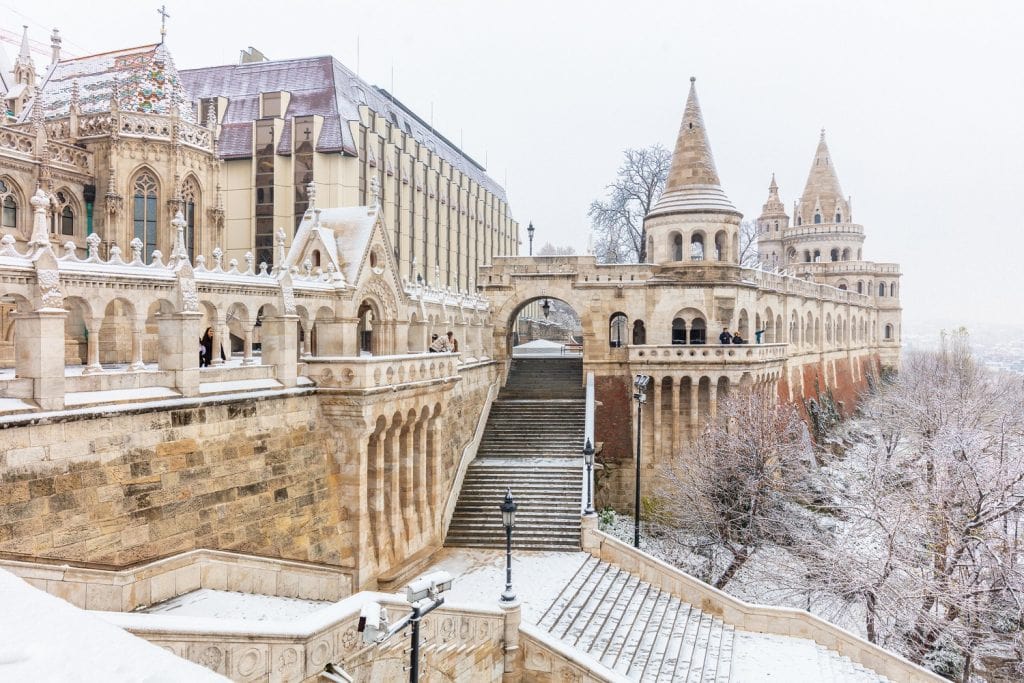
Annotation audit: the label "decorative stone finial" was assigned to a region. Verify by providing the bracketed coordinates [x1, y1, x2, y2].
[690, 76, 696, 83]
[86, 232, 101, 261]
[169, 209, 189, 265]
[244, 251, 254, 275]
[28, 188, 51, 249]
[212, 246, 224, 270]
[130, 237, 143, 263]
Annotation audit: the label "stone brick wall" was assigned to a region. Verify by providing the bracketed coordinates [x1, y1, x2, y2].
[0, 392, 345, 568]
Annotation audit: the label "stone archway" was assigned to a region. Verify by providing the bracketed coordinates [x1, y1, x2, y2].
[501, 295, 588, 360]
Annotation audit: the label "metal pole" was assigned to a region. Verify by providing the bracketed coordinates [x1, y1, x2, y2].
[634, 395, 642, 548]
[504, 524, 513, 597]
[409, 605, 421, 683]
[585, 460, 594, 515]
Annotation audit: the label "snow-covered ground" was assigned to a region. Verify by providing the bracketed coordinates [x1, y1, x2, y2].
[144, 588, 330, 622]
[0, 568, 226, 682]
[421, 548, 590, 622]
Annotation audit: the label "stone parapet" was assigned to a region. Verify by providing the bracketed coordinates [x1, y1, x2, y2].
[581, 527, 943, 683]
[629, 343, 787, 366]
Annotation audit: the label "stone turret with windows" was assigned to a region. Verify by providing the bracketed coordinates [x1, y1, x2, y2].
[756, 174, 789, 270]
[643, 77, 742, 266]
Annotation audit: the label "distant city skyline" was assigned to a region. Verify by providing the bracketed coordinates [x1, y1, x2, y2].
[5, 0, 1021, 329]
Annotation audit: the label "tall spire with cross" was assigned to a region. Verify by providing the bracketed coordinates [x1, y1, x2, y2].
[158, 5, 170, 44]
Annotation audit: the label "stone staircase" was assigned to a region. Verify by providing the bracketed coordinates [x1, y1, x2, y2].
[537, 556, 734, 682]
[445, 358, 585, 551]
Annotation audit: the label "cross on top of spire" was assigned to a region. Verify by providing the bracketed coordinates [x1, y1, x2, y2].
[158, 5, 170, 43]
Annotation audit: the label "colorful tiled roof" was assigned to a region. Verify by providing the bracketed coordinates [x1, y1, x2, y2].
[29, 42, 195, 122]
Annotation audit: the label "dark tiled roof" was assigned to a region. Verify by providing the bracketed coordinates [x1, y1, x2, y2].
[180, 56, 506, 201]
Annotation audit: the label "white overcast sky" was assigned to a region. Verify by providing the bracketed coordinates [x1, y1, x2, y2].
[5, 0, 1022, 329]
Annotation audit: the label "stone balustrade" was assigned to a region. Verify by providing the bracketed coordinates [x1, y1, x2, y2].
[99, 591, 506, 682]
[41, 111, 214, 152]
[742, 267, 873, 306]
[305, 352, 461, 393]
[796, 261, 902, 276]
[782, 223, 864, 239]
[629, 342, 787, 365]
[581, 527, 944, 683]
[0, 548, 353, 613]
[0, 127, 93, 176]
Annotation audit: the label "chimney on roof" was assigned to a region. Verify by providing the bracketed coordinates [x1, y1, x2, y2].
[239, 47, 268, 64]
[50, 28, 61, 66]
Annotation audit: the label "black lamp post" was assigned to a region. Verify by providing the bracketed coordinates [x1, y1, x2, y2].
[527, 222, 535, 256]
[500, 487, 518, 602]
[633, 375, 650, 548]
[583, 438, 595, 515]
[541, 299, 551, 319]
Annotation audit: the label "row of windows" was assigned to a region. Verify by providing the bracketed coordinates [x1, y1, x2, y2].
[788, 247, 862, 263]
[795, 210, 843, 226]
[131, 170, 200, 263]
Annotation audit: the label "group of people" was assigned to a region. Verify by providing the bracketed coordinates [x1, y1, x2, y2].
[719, 326, 766, 345]
[428, 331, 459, 353]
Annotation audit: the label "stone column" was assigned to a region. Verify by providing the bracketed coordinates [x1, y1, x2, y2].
[82, 315, 103, 374]
[689, 381, 699, 435]
[415, 418, 428, 543]
[387, 424, 403, 566]
[14, 309, 67, 411]
[261, 315, 299, 387]
[399, 424, 414, 544]
[671, 376, 681, 454]
[369, 430, 385, 577]
[500, 600, 523, 683]
[157, 311, 201, 396]
[130, 316, 146, 370]
[242, 327, 255, 365]
[708, 381, 718, 421]
[652, 377, 662, 459]
[211, 316, 225, 366]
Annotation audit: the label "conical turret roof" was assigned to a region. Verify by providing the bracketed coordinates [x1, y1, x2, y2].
[797, 129, 849, 223]
[648, 77, 739, 218]
[759, 173, 787, 219]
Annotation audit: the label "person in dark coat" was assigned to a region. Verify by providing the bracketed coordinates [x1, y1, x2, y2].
[732, 331, 745, 344]
[200, 327, 225, 367]
[718, 327, 732, 345]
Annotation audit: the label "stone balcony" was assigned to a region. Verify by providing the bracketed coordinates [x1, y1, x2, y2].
[782, 223, 864, 240]
[629, 342, 788, 367]
[304, 352, 463, 393]
[39, 111, 214, 152]
[0, 127, 93, 177]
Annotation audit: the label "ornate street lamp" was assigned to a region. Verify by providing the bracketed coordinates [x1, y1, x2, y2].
[632, 375, 651, 548]
[541, 299, 551, 319]
[500, 487, 518, 602]
[527, 222, 535, 256]
[583, 438, 595, 515]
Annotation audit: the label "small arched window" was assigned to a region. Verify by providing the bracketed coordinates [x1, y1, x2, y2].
[0, 179, 19, 230]
[312, 249, 321, 267]
[671, 318, 686, 345]
[671, 233, 683, 261]
[814, 212, 821, 224]
[857, 281, 864, 294]
[133, 171, 159, 261]
[181, 177, 200, 262]
[878, 282, 886, 297]
[889, 282, 896, 297]
[690, 233, 705, 260]
[632, 320, 646, 345]
[884, 324, 894, 340]
[797, 216, 802, 226]
[609, 313, 628, 348]
[830, 248, 839, 262]
[835, 212, 842, 222]
[838, 284, 847, 290]
[54, 191, 75, 236]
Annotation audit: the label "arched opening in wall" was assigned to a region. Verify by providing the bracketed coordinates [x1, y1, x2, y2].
[407, 311, 424, 353]
[132, 169, 160, 262]
[836, 212, 842, 223]
[357, 300, 379, 355]
[714, 231, 727, 261]
[764, 307, 775, 343]
[884, 324, 894, 341]
[312, 250, 321, 268]
[671, 318, 686, 345]
[0, 177, 24, 237]
[225, 302, 251, 356]
[842, 248, 851, 261]
[776, 314, 783, 344]
[830, 248, 839, 262]
[310, 306, 333, 356]
[690, 233, 705, 261]
[62, 296, 90, 365]
[293, 305, 310, 360]
[670, 232, 683, 261]
[804, 315, 813, 348]
[838, 284, 848, 290]
[254, 304, 280, 358]
[889, 282, 896, 297]
[787, 248, 796, 263]
[608, 313, 627, 349]
[506, 296, 584, 357]
[803, 250, 811, 263]
[877, 282, 885, 297]
[689, 317, 706, 345]
[0, 293, 30, 371]
[715, 377, 729, 408]
[366, 415, 388, 568]
[857, 249, 862, 260]
[754, 313, 762, 342]
[813, 249, 821, 262]
[857, 281, 864, 294]
[790, 313, 799, 345]
[814, 212, 821, 224]
[797, 215, 802, 226]
[698, 376, 711, 417]
[737, 309, 749, 340]
[99, 298, 135, 365]
[181, 175, 201, 263]
[814, 316, 821, 346]
[825, 314, 833, 344]
[632, 320, 646, 345]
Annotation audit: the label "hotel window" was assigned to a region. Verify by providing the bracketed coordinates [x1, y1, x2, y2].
[255, 120, 275, 267]
[294, 117, 315, 230]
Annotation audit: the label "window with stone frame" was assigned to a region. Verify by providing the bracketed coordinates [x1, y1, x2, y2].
[54, 190, 76, 236]
[132, 171, 159, 262]
[181, 177, 200, 262]
[0, 178, 20, 233]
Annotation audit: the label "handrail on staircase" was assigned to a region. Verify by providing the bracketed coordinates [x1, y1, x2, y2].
[582, 371, 595, 515]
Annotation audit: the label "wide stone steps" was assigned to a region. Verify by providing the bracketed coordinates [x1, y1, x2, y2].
[537, 557, 734, 682]
[445, 357, 585, 551]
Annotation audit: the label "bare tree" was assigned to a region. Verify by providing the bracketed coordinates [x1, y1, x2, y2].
[589, 145, 671, 264]
[738, 220, 760, 268]
[537, 242, 576, 256]
[657, 390, 815, 589]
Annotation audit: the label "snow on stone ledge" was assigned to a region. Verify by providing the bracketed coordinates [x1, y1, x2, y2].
[0, 568, 227, 682]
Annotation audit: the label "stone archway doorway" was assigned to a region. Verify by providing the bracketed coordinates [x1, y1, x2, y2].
[507, 296, 582, 358]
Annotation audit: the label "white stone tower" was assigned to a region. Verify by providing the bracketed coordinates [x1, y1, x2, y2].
[755, 174, 788, 269]
[644, 77, 742, 265]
